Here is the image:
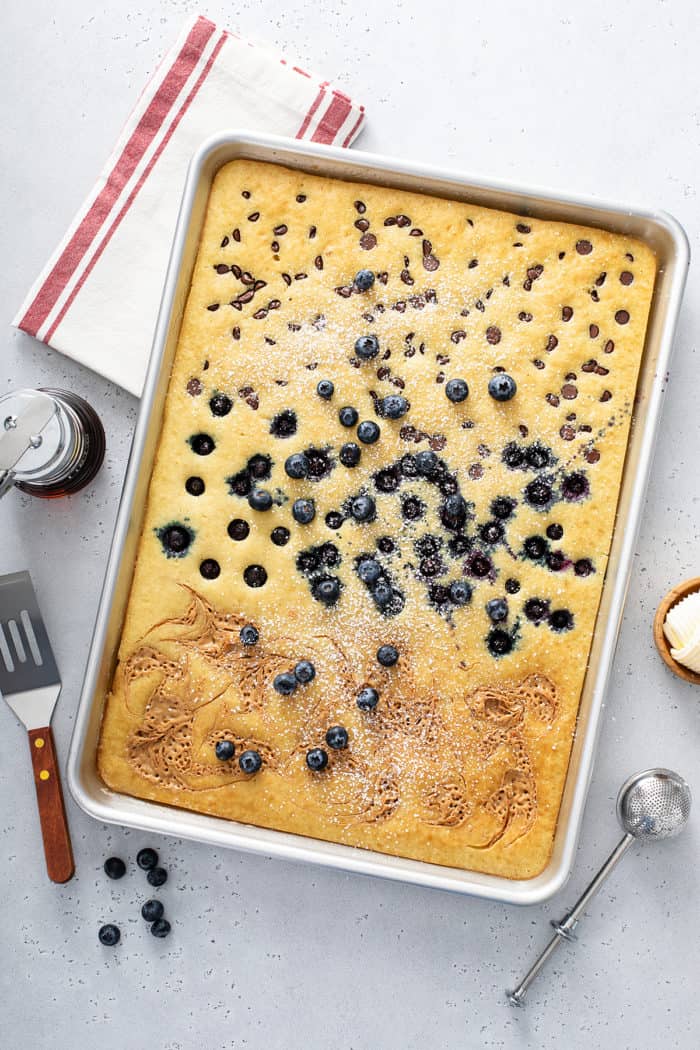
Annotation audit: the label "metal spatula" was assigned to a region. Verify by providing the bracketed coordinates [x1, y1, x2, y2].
[0, 571, 74, 882]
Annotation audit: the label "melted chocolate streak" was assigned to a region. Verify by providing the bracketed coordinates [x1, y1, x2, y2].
[121, 587, 560, 849]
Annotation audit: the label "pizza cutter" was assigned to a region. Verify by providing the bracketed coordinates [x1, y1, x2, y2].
[0, 570, 74, 882]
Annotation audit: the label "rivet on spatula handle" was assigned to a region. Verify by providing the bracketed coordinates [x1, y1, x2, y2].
[28, 727, 75, 883]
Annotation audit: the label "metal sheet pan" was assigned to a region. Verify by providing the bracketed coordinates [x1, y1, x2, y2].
[67, 130, 689, 904]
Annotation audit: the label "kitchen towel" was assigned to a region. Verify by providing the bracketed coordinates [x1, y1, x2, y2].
[12, 14, 366, 397]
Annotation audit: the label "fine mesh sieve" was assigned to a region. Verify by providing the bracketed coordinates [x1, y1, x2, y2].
[507, 769, 691, 1007]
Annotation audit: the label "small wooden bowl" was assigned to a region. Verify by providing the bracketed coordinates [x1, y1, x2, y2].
[654, 576, 700, 685]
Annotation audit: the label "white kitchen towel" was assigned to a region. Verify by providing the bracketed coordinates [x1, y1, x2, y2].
[12, 14, 366, 396]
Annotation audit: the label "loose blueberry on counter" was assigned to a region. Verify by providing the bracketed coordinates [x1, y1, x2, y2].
[243, 564, 268, 588]
[316, 379, 334, 400]
[209, 393, 232, 417]
[150, 919, 172, 939]
[312, 576, 341, 605]
[158, 524, 193, 556]
[505, 578, 521, 594]
[274, 672, 298, 695]
[524, 597, 550, 622]
[488, 374, 517, 401]
[147, 867, 168, 888]
[293, 498, 316, 524]
[200, 558, 221, 580]
[285, 452, 310, 479]
[325, 725, 349, 750]
[354, 334, 379, 359]
[377, 644, 399, 667]
[486, 598, 509, 623]
[487, 628, 513, 656]
[549, 609, 574, 632]
[354, 269, 375, 291]
[240, 624, 259, 646]
[239, 749, 263, 774]
[98, 924, 121, 946]
[189, 433, 215, 455]
[306, 747, 329, 771]
[379, 395, 410, 419]
[270, 526, 290, 546]
[350, 494, 376, 522]
[546, 523, 564, 540]
[524, 536, 548, 560]
[136, 848, 159, 871]
[524, 479, 553, 508]
[339, 406, 359, 427]
[248, 488, 273, 511]
[449, 580, 472, 605]
[294, 660, 316, 684]
[185, 476, 205, 496]
[141, 900, 164, 923]
[215, 740, 235, 760]
[415, 450, 439, 476]
[357, 687, 379, 711]
[339, 442, 361, 467]
[104, 857, 126, 880]
[445, 378, 469, 403]
[325, 511, 344, 529]
[358, 420, 381, 444]
[357, 558, 382, 584]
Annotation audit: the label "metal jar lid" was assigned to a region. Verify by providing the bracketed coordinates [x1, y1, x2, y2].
[0, 389, 84, 496]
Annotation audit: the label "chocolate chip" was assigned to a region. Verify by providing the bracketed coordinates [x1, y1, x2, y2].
[400, 269, 414, 285]
[604, 340, 615, 353]
[585, 448, 601, 463]
[355, 218, 370, 232]
[518, 311, 533, 322]
[271, 241, 279, 253]
[546, 393, 560, 407]
[561, 384, 578, 398]
[314, 255, 324, 270]
[450, 330, 466, 344]
[546, 335, 558, 352]
[384, 217, 397, 226]
[360, 233, 377, 250]
[309, 227, 316, 239]
[595, 272, 607, 286]
[233, 229, 241, 242]
[248, 212, 260, 222]
[410, 228, 423, 236]
[581, 359, 597, 373]
[560, 424, 576, 440]
[187, 378, 203, 397]
[589, 324, 599, 338]
[620, 270, 634, 285]
[532, 359, 545, 370]
[214, 264, 229, 274]
[615, 309, 630, 324]
[206, 304, 219, 312]
[486, 326, 501, 345]
[516, 222, 531, 234]
[562, 306, 573, 321]
[396, 214, 411, 227]
[354, 200, 367, 214]
[576, 239, 593, 255]
[273, 224, 288, 236]
[232, 327, 241, 340]
[296, 194, 307, 203]
[468, 258, 478, 269]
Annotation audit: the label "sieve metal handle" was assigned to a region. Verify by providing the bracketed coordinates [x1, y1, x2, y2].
[507, 832, 635, 1007]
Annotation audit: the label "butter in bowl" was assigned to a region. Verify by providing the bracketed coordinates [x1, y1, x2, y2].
[654, 577, 700, 685]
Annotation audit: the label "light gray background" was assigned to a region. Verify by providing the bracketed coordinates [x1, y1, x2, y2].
[2, 2, 699, 1048]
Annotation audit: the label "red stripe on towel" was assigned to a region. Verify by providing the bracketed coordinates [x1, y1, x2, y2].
[296, 82, 328, 139]
[310, 93, 353, 144]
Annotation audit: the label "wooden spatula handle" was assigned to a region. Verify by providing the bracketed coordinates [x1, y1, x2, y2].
[28, 727, 75, 883]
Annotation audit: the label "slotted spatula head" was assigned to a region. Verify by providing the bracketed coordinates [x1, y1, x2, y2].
[0, 571, 61, 730]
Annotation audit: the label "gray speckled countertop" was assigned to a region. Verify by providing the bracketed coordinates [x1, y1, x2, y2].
[2, 2, 699, 1048]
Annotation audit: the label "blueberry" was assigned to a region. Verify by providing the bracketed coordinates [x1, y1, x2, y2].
[400, 453, 419, 477]
[248, 488, 273, 511]
[524, 479, 553, 508]
[325, 725, 349, 750]
[215, 740, 235, 760]
[239, 749, 263, 774]
[271, 526, 290, 546]
[147, 867, 168, 888]
[339, 406, 359, 427]
[502, 443, 525, 469]
[377, 644, 399, 667]
[306, 747, 329, 771]
[228, 469, 252, 496]
[524, 597, 550, 622]
[243, 564, 268, 588]
[380, 395, 410, 419]
[402, 495, 424, 521]
[486, 598, 509, 622]
[98, 924, 121, 946]
[442, 494, 467, 527]
[547, 550, 567, 571]
[377, 537, 395, 554]
[209, 393, 232, 417]
[325, 511, 344, 529]
[372, 581, 393, 608]
[549, 609, 574, 632]
[150, 919, 172, 939]
[270, 409, 298, 438]
[525, 443, 552, 470]
[351, 494, 376, 522]
[416, 450, 438, 476]
[449, 580, 472, 605]
[546, 523, 564, 540]
[358, 420, 381, 444]
[374, 466, 400, 492]
[240, 624, 259, 646]
[185, 476, 205, 496]
[339, 442, 361, 468]
[141, 900, 164, 923]
[294, 660, 316, 684]
[189, 433, 215, 455]
[505, 578, 521, 594]
[448, 535, 471, 556]
[200, 558, 220, 579]
[574, 558, 594, 577]
[104, 857, 126, 880]
[312, 576, 341, 605]
[524, 535, 548, 560]
[293, 499, 316, 524]
[445, 378, 469, 403]
[467, 552, 492, 578]
[354, 269, 375, 291]
[136, 848, 158, 871]
[487, 628, 513, 656]
[488, 374, 517, 401]
[357, 687, 379, 711]
[248, 454, 271, 479]
[285, 453, 309, 479]
[357, 558, 382, 583]
[160, 525, 192, 555]
[562, 472, 589, 501]
[479, 520, 505, 545]
[274, 672, 297, 695]
[316, 379, 334, 400]
[354, 334, 379, 359]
